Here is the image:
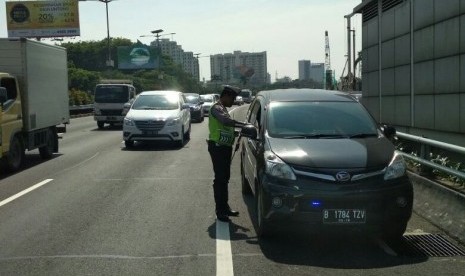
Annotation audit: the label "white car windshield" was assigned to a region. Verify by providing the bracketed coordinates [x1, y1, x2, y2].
[131, 94, 179, 110]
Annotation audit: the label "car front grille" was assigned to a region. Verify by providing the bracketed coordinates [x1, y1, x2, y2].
[134, 120, 166, 131]
[101, 109, 123, 116]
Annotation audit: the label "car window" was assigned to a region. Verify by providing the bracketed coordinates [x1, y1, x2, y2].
[185, 95, 200, 104]
[267, 101, 378, 138]
[248, 101, 261, 130]
[200, 95, 213, 102]
[131, 94, 179, 110]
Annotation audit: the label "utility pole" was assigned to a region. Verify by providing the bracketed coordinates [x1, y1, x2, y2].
[324, 30, 332, 90]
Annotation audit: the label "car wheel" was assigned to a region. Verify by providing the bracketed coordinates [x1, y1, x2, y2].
[5, 135, 25, 172]
[97, 122, 104, 129]
[177, 126, 185, 147]
[256, 186, 270, 238]
[382, 223, 407, 242]
[125, 140, 134, 148]
[241, 157, 252, 195]
[39, 128, 56, 159]
[185, 122, 191, 140]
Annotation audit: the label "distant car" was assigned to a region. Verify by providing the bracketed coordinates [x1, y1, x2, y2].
[239, 88, 413, 240]
[123, 90, 191, 148]
[184, 93, 204, 122]
[234, 95, 244, 106]
[200, 94, 219, 116]
[239, 89, 253, 104]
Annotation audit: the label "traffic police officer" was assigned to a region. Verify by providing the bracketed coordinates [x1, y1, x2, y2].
[208, 85, 245, 222]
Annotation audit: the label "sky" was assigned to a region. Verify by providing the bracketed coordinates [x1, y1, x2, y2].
[0, 0, 363, 82]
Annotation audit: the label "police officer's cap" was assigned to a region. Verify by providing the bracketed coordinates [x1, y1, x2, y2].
[221, 85, 241, 97]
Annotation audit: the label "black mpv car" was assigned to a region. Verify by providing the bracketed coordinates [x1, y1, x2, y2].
[184, 93, 204, 122]
[239, 89, 413, 240]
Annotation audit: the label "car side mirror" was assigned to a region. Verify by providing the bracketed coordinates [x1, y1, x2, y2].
[240, 124, 258, 140]
[382, 124, 396, 139]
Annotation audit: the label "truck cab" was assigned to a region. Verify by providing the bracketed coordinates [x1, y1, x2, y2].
[93, 82, 136, 129]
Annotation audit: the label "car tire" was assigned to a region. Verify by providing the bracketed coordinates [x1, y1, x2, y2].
[177, 126, 185, 147]
[39, 128, 56, 159]
[184, 122, 191, 140]
[5, 135, 25, 172]
[256, 186, 271, 238]
[97, 122, 104, 129]
[125, 140, 134, 148]
[382, 223, 407, 242]
[241, 157, 252, 195]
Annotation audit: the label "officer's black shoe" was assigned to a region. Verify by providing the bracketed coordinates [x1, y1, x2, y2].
[216, 213, 231, 222]
[227, 207, 240, 217]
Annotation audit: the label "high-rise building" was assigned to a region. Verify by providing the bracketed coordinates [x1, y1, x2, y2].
[156, 38, 199, 81]
[299, 60, 325, 86]
[299, 60, 311, 80]
[210, 51, 268, 87]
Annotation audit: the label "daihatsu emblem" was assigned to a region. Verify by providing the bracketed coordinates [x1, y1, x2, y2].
[335, 171, 351, 182]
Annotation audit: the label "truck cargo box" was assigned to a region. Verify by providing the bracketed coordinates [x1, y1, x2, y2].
[0, 38, 70, 131]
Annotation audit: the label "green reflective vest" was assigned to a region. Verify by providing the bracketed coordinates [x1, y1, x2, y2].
[209, 104, 234, 146]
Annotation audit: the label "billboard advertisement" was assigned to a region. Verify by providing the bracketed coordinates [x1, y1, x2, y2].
[6, 0, 80, 38]
[117, 43, 160, 70]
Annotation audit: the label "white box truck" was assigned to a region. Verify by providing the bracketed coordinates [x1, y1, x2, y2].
[93, 79, 136, 129]
[0, 38, 69, 172]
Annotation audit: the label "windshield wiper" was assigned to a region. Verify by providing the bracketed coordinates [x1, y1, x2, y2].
[349, 133, 378, 138]
[282, 134, 347, 139]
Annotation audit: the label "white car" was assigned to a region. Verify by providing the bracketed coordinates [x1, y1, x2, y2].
[123, 91, 191, 148]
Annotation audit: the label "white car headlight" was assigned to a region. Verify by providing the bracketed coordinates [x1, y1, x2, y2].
[265, 151, 296, 180]
[384, 151, 407, 180]
[124, 117, 134, 126]
[167, 117, 180, 126]
[193, 105, 201, 110]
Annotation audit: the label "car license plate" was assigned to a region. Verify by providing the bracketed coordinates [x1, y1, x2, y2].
[323, 209, 366, 224]
[143, 131, 157, 135]
[107, 116, 117, 120]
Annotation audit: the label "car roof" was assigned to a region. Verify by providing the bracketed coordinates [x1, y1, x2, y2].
[257, 88, 357, 103]
[139, 90, 182, 96]
[184, 93, 200, 96]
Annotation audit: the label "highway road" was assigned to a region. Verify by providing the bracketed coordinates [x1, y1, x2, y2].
[0, 105, 464, 276]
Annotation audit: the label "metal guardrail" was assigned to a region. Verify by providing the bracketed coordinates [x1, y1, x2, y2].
[69, 104, 93, 115]
[396, 132, 465, 180]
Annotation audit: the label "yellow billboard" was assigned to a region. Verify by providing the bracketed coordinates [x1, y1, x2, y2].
[6, 0, 80, 38]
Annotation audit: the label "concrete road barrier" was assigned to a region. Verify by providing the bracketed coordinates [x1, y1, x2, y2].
[409, 172, 465, 244]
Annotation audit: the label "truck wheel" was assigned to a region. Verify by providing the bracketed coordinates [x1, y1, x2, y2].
[97, 122, 105, 129]
[5, 136, 25, 172]
[39, 128, 56, 159]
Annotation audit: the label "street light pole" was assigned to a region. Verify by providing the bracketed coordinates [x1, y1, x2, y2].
[103, 0, 112, 67]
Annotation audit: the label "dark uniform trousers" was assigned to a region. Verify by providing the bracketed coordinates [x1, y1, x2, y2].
[208, 141, 233, 214]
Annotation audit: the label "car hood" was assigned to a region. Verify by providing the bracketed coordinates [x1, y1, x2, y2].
[126, 109, 181, 120]
[267, 136, 394, 169]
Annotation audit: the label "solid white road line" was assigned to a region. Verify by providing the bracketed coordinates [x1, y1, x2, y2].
[0, 179, 53, 208]
[216, 220, 234, 276]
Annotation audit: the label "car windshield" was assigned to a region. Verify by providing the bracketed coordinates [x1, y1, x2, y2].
[131, 94, 179, 110]
[200, 95, 213, 102]
[267, 101, 379, 138]
[185, 95, 200, 104]
[94, 85, 129, 103]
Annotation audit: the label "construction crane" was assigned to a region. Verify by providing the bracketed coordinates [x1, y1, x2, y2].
[324, 31, 334, 90]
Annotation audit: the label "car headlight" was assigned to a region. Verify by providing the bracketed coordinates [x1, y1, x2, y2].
[94, 108, 101, 115]
[265, 151, 296, 180]
[124, 117, 134, 126]
[167, 117, 180, 126]
[384, 151, 406, 180]
[193, 105, 201, 111]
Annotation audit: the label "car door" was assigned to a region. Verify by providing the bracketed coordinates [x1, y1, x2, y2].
[242, 99, 263, 194]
